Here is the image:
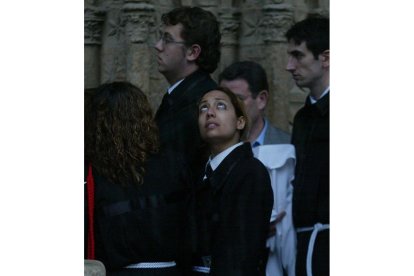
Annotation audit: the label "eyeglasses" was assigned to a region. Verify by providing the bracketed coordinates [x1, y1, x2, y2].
[158, 33, 187, 46]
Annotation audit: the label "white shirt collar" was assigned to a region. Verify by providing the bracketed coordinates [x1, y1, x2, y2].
[309, 86, 330, 104]
[204, 142, 244, 179]
[167, 79, 185, 94]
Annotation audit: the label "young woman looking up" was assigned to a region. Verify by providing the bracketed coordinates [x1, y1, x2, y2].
[191, 87, 273, 276]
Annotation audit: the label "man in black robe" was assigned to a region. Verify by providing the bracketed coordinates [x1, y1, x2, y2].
[285, 16, 330, 276]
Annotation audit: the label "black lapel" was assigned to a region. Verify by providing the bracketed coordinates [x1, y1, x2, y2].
[155, 70, 216, 118]
[209, 143, 252, 194]
[317, 91, 329, 116]
[304, 91, 329, 116]
[168, 70, 211, 106]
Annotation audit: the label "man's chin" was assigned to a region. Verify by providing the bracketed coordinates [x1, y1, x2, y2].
[159, 68, 171, 77]
[294, 81, 306, 88]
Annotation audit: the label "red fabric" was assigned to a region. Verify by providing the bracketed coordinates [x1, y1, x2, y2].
[87, 164, 95, 259]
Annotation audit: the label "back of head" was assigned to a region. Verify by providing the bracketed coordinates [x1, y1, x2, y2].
[285, 16, 329, 59]
[218, 61, 269, 98]
[161, 6, 221, 73]
[85, 82, 159, 185]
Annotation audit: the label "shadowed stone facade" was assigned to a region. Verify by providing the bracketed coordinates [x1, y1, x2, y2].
[84, 0, 329, 132]
[84, 259, 106, 275]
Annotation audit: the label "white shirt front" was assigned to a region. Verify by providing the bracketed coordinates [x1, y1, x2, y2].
[309, 86, 329, 104]
[167, 79, 185, 95]
[203, 142, 244, 179]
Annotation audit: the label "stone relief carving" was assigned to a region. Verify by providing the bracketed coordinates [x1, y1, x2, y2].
[219, 9, 241, 46]
[101, 52, 126, 83]
[107, 11, 126, 39]
[193, 0, 219, 8]
[268, 0, 285, 3]
[243, 16, 262, 38]
[243, 0, 263, 7]
[122, 1, 155, 43]
[84, 7, 106, 45]
[260, 4, 293, 43]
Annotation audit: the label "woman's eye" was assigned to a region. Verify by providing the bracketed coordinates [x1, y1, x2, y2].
[199, 105, 208, 113]
[217, 102, 227, 110]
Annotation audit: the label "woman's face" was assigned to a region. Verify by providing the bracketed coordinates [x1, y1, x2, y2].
[198, 90, 245, 152]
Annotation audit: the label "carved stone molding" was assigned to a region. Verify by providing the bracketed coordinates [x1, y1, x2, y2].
[243, 0, 263, 8]
[107, 11, 126, 40]
[193, 0, 219, 9]
[260, 4, 293, 43]
[308, 8, 330, 18]
[122, 0, 155, 43]
[265, 0, 285, 4]
[219, 9, 241, 46]
[84, 7, 106, 45]
[243, 13, 262, 39]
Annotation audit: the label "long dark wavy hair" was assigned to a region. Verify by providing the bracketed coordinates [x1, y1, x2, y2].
[85, 82, 159, 186]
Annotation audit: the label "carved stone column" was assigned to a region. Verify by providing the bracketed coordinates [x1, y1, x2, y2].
[122, 0, 155, 104]
[192, 1, 220, 80]
[84, 7, 105, 89]
[193, 0, 219, 12]
[259, 2, 294, 131]
[218, 8, 241, 75]
[293, 0, 330, 20]
[238, 3, 265, 67]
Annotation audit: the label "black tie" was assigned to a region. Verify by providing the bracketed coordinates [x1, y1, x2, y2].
[205, 163, 213, 179]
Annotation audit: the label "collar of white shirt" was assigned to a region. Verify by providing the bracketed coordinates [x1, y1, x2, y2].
[167, 79, 185, 95]
[203, 142, 244, 179]
[309, 86, 330, 104]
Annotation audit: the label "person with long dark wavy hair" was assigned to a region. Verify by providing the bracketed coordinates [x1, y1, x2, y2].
[85, 82, 191, 276]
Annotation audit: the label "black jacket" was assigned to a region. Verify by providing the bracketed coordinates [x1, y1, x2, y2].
[84, 150, 191, 272]
[191, 143, 273, 276]
[291, 93, 329, 227]
[155, 70, 217, 177]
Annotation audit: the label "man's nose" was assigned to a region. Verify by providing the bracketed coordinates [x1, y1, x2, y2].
[286, 57, 295, 71]
[154, 39, 163, 51]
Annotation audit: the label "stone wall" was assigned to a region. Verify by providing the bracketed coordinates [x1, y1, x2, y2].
[84, 0, 329, 133]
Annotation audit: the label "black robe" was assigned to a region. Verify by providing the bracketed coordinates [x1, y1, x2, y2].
[155, 70, 217, 178]
[84, 149, 192, 274]
[191, 143, 273, 276]
[291, 93, 329, 276]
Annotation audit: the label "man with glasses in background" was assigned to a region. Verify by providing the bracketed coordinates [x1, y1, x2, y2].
[154, 6, 221, 178]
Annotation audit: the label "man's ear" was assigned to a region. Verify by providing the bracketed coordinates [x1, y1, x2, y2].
[320, 50, 329, 68]
[256, 90, 268, 111]
[187, 44, 201, 61]
[236, 116, 246, 131]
